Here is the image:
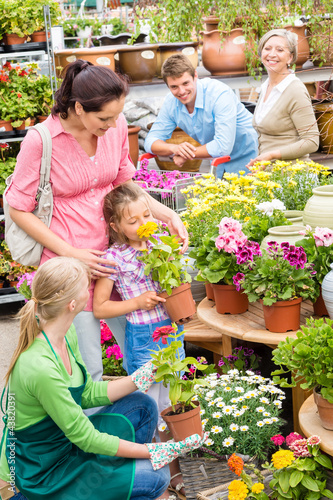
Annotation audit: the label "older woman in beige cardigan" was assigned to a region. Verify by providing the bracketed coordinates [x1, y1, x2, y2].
[247, 29, 319, 167]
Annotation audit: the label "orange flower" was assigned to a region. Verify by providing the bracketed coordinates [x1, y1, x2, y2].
[228, 453, 244, 476]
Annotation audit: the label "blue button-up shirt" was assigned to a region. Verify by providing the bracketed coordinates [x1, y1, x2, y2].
[144, 78, 258, 174]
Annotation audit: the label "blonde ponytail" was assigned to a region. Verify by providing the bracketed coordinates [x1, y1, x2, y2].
[4, 257, 90, 384]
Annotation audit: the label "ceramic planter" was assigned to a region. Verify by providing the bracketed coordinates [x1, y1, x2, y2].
[127, 125, 141, 167]
[303, 185, 333, 230]
[261, 297, 302, 333]
[283, 210, 304, 225]
[260, 225, 306, 250]
[212, 284, 248, 314]
[321, 263, 333, 320]
[161, 401, 203, 441]
[159, 282, 196, 323]
[205, 282, 215, 301]
[313, 102, 333, 154]
[54, 47, 117, 74]
[201, 29, 247, 75]
[313, 387, 333, 430]
[117, 44, 159, 84]
[203, 15, 219, 32]
[156, 41, 199, 77]
[284, 25, 310, 68]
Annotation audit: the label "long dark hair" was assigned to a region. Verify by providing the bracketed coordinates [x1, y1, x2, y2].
[52, 59, 129, 119]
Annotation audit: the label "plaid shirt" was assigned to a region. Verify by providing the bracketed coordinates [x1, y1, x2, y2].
[104, 244, 169, 325]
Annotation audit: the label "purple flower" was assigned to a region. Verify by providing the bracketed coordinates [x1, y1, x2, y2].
[233, 272, 245, 291]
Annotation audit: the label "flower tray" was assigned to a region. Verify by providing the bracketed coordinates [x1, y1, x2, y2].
[178, 455, 235, 500]
[197, 470, 272, 500]
[0, 42, 47, 53]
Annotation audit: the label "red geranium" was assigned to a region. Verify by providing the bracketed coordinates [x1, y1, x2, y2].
[152, 325, 177, 344]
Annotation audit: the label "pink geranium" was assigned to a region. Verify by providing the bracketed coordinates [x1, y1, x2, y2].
[105, 344, 123, 360]
[100, 320, 113, 344]
[313, 226, 333, 247]
[152, 325, 177, 344]
[215, 217, 247, 253]
[218, 217, 243, 235]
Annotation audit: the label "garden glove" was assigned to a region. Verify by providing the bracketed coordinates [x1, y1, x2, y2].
[131, 360, 157, 393]
[146, 432, 207, 470]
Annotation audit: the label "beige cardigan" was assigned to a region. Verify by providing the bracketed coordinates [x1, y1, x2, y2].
[253, 78, 319, 159]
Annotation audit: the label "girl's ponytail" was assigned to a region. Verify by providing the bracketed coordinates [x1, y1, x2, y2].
[4, 300, 39, 384]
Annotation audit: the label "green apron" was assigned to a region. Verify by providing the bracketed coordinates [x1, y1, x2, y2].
[1, 333, 135, 500]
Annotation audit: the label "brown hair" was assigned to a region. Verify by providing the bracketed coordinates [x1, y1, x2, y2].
[5, 257, 90, 384]
[161, 54, 195, 83]
[258, 29, 298, 66]
[103, 183, 149, 245]
[52, 59, 129, 119]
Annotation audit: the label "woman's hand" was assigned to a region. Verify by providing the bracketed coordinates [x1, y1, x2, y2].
[136, 291, 166, 310]
[72, 248, 117, 278]
[246, 149, 281, 168]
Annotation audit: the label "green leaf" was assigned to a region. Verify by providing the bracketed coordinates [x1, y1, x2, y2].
[322, 489, 333, 499]
[289, 470, 303, 488]
[301, 475, 320, 491]
[315, 453, 333, 469]
[279, 470, 291, 493]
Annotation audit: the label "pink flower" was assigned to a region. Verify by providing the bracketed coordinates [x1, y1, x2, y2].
[307, 435, 321, 446]
[313, 227, 333, 247]
[271, 434, 285, 446]
[218, 217, 243, 235]
[215, 234, 240, 254]
[100, 320, 113, 344]
[152, 325, 177, 344]
[286, 432, 303, 446]
[298, 225, 312, 237]
[105, 344, 123, 360]
[289, 438, 311, 457]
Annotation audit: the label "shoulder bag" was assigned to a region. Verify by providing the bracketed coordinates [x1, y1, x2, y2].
[3, 122, 53, 267]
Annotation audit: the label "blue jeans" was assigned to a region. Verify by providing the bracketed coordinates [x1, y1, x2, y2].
[96, 392, 170, 499]
[5, 489, 27, 500]
[124, 318, 184, 375]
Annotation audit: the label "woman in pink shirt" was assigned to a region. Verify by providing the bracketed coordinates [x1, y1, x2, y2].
[5, 59, 188, 385]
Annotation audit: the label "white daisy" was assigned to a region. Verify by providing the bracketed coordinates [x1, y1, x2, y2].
[231, 398, 238, 404]
[200, 409, 205, 416]
[233, 409, 245, 417]
[271, 417, 279, 423]
[273, 401, 282, 408]
[257, 421, 265, 427]
[208, 401, 215, 407]
[216, 402, 225, 408]
[256, 406, 266, 413]
[211, 426, 223, 434]
[223, 437, 235, 447]
[260, 397, 270, 404]
[202, 418, 209, 426]
[224, 386, 232, 392]
[229, 423, 239, 432]
[205, 438, 215, 446]
[235, 387, 244, 393]
[263, 419, 272, 425]
[214, 397, 223, 403]
[240, 426, 249, 432]
[263, 412, 271, 417]
[223, 406, 234, 415]
[158, 423, 167, 432]
[212, 412, 223, 418]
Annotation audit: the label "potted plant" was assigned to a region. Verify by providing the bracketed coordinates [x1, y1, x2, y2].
[137, 221, 195, 323]
[1, 242, 37, 287]
[234, 241, 317, 332]
[223, 434, 333, 500]
[272, 317, 333, 430]
[0, 0, 35, 43]
[100, 320, 127, 378]
[190, 217, 261, 314]
[150, 323, 210, 441]
[26, 0, 61, 42]
[295, 225, 333, 316]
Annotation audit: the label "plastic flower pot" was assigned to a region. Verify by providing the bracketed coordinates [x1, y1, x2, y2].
[161, 401, 203, 441]
[261, 297, 302, 333]
[212, 284, 248, 314]
[159, 283, 196, 323]
[314, 387, 333, 430]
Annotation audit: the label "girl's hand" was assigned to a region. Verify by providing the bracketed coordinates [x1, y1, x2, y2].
[136, 291, 166, 310]
[72, 248, 117, 278]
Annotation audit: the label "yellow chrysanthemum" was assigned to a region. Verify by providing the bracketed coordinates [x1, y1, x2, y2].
[136, 221, 158, 238]
[228, 480, 249, 500]
[252, 483, 265, 493]
[272, 449, 295, 469]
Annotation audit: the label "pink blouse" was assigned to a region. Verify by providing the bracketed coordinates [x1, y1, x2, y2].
[6, 114, 136, 310]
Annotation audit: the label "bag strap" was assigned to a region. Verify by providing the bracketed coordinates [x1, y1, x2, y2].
[32, 123, 52, 188]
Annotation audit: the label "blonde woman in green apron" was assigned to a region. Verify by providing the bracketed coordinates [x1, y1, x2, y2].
[0, 257, 204, 500]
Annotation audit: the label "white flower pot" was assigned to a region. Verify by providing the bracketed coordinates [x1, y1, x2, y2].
[321, 262, 333, 319]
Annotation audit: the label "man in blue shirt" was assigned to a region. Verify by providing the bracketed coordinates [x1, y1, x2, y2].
[144, 54, 258, 178]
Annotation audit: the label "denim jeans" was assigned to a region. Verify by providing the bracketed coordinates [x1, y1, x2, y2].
[96, 392, 170, 499]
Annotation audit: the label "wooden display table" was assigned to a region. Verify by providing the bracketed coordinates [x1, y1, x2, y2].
[299, 395, 333, 457]
[194, 298, 315, 433]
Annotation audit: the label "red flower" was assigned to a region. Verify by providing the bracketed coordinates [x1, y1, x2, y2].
[17, 93, 22, 98]
[152, 325, 177, 344]
[0, 74, 9, 82]
[19, 70, 28, 77]
[3, 62, 12, 70]
[0, 143, 9, 149]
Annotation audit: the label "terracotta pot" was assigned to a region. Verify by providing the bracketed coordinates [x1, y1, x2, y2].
[0, 280, 4, 289]
[261, 224, 306, 250]
[117, 44, 159, 84]
[201, 29, 247, 75]
[303, 185, 333, 230]
[156, 42, 199, 77]
[205, 282, 215, 301]
[212, 284, 248, 314]
[313, 288, 328, 317]
[284, 25, 310, 68]
[0, 119, 13, 131]
[261, 297, 302, 333]
[37, 115, 48, 123]
[14, 122, 26, 130]
[314, 388, 333, 430]
[127, 125, 141, 167]
[159, 283, 196, 323]
[4, 33, 27, 45]
[313, 102, 333, 154]
[54, 47, 117, 75]
[154, 128, 202, 172]
[9, 280, 18, 288]
[31, 31, 48, 42]
[203, 15, 219, 32]
[161, 401, 203, 441]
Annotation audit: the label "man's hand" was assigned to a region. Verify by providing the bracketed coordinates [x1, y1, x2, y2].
[171, 141, 196, 160]
[173, 154, 188, 168]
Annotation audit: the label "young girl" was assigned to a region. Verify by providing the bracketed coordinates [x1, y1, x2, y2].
[93, 183, 187, 498]
[0, 257, 203, 500]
